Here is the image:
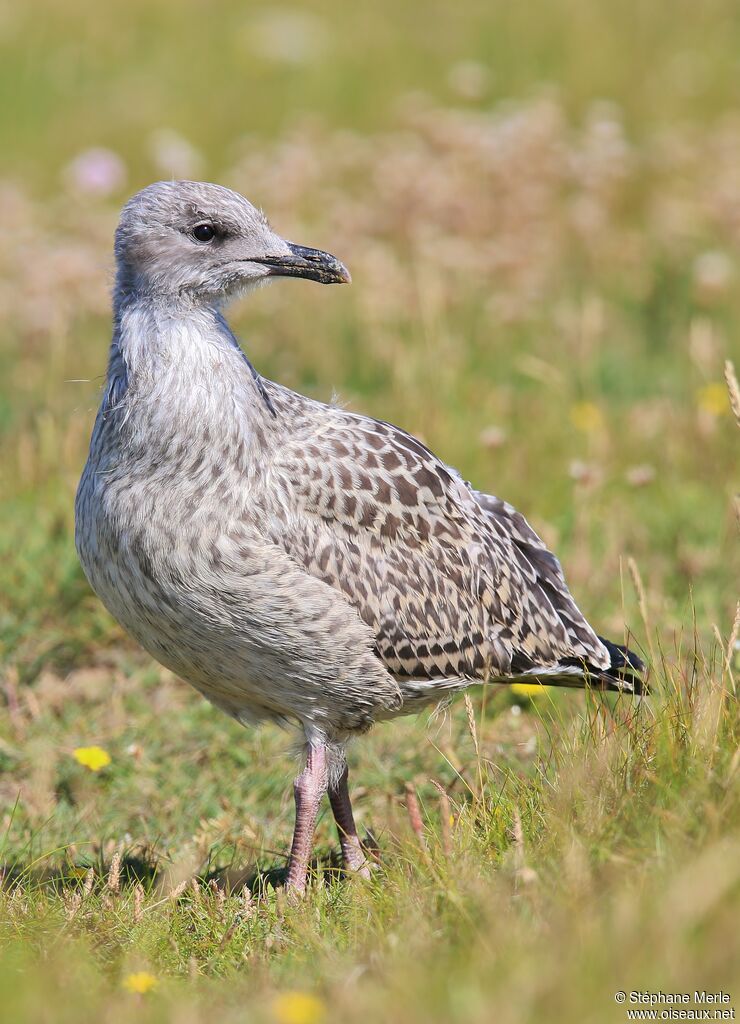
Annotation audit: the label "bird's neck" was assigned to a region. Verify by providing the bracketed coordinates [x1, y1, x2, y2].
[111, 293, 232, 377]
[104, 293, 273, 452]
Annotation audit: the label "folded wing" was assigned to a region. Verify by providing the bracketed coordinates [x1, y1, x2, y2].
[263, 389, 613, 685]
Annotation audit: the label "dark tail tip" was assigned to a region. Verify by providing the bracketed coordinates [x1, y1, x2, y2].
[596, 636, 648, 694]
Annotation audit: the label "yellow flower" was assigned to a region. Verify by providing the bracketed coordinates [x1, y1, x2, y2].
[73, 746, 111, 772]
[122, 971, 158, 994]
[270, 992, 326, 1024]
[569, 401, 604, 434]
[511, 682, 546, 698]
[696, 382, 728, 417]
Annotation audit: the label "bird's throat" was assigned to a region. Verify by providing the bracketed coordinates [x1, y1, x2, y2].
[106, 298, 269, 462]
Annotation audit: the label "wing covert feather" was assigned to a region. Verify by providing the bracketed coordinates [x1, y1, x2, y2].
[265, 399, 609, 680]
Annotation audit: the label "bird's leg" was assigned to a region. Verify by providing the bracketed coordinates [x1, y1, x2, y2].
[285, 743, 328, 894]
[328, 764, 371, 879]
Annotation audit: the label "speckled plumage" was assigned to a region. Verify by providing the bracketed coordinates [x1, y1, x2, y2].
[75, 181, 644, 890]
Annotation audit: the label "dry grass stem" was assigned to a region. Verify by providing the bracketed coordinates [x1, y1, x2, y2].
[404, 783, 427, 851]
[724, 360, 740, 427]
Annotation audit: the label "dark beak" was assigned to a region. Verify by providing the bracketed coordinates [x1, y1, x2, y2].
[252, 242, 351, 285]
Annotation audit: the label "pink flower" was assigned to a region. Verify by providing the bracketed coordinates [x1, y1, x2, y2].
[64, 148, 126, 197]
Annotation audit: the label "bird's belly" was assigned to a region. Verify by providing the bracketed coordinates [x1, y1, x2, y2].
[91, 572, 267, 716]
[76, 496, 293, 721]
[75, 475, 400, 734]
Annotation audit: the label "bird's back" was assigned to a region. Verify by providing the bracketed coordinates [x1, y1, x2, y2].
[259, 381, 644, 695]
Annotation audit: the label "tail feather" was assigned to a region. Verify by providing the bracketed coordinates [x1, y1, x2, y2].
[510, 637, 647, 695]
[590, 636, 647, 694]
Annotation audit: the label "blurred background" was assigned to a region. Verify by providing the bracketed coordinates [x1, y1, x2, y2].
[0, 2, 738, 1020]
[2, 0, 737, 677]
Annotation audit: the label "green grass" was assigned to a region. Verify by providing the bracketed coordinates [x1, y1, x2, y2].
[1, 663, 738, 1023]
[1, 0, 740, 1021]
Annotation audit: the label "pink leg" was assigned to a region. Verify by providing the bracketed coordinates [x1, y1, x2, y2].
[285, 744, 328, 894]
[328, 765, 371, 879]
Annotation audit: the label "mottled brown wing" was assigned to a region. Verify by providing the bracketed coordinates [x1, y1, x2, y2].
[472, 491, 610, 667]
[267, 401, 609, 681]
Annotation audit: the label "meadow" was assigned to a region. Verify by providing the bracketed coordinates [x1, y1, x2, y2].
[1, 1, 739, 1021]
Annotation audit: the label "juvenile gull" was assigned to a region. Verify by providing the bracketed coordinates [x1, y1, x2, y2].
[75, 181, 645, 893]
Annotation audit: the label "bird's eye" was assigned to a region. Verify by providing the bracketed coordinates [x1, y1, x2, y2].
[192, 223, 216, 243]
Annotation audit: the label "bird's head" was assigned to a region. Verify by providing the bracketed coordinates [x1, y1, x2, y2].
[114, 180, 350, 304]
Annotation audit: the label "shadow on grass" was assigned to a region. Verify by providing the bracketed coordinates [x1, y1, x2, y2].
[0, 850, 359, 896]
